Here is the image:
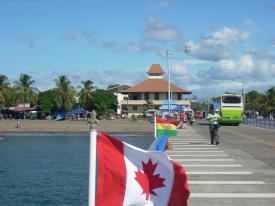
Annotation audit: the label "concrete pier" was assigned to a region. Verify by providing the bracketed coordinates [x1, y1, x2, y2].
[167, 126, 275, 206]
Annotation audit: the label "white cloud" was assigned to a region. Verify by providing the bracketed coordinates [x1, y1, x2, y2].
[82, 32, 96, 43]
[34, 68, 146, 92]
[147, 0, 172, 10]
[123, 42, 142, 53]
[245, 47, 275, 60]
[143, 17, 181, 41]
[101, 41, 117, 52]
[244, 19, 254, 26]
[196, 54, 275, 82]
[64, 32, 77, 41]
[23, 37, 36, 48]
[170, 61, 189, 77]
[122, 42, 156, 53]
[183, 27, 250, 61]
[181, 59, 210, 65]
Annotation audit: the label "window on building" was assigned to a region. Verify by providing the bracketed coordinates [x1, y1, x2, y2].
[133, 105, 137, 111]
[155, 106, 159, 110]
[177, 93, 182, 100]
[144, 92, 149, 100]
[132, 93, 141, 100]
[122, 105, 127, 111]
[154, 92, 159, 100]
[132, 93, 138, 100]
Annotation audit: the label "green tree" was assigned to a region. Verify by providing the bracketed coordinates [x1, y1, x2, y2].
[54, 75, 75, 112]
[266, 86, 275, 115]
[191, 102, 208, 111]
[77, 80, 94, 110]
[0, 74, 10, 108]
[143, 100, 153, 114]
[14, 73, 38, 106]
[245, 90, 267, 117]
[3, 87, 17, 107]
[92, 89, 117, 116]
[37, 90, 57, 115]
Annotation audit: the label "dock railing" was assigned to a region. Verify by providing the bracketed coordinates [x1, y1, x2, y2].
[242, 117, 275, 130]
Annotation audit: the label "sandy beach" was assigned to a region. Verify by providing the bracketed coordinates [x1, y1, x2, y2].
[0, 119, 154, 134]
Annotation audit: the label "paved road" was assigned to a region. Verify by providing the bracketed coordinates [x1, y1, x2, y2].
[167, 122, 275, 206]
[194, 120, 275, 168]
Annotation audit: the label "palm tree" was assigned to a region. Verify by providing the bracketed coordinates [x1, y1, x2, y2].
[54, 75, 75, 112]
[77, 80, 94, 110]
[14, 73, 38, 106]
[0, 74, 10, 107]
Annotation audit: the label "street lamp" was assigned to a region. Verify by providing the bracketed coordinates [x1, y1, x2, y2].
[167, 47, 190, 113]
[234, 78, 246, 114]
[167, 50, 171, 113]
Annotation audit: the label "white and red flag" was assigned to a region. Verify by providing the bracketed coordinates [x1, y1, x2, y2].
[96, 133, 190, 206]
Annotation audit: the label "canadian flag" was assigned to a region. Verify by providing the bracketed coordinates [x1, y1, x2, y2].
[96, 133, 190, 206]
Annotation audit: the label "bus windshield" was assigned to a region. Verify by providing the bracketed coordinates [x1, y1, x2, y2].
[222, 96, 241, 104]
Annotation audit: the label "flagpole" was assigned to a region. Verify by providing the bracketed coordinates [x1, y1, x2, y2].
[154, 115, 156, 138]
[89, 124, 97, 206]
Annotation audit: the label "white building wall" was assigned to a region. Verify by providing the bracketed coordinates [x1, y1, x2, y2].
[116, 93, 128, 115]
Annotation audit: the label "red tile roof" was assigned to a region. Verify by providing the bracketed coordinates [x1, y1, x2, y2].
[147, 64, 165, 74]
[121, 79, 191, 93]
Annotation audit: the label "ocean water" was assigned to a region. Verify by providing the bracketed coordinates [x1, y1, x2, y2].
[0, 133, 154, 206]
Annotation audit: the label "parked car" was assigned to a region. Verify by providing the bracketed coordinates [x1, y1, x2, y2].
[194, 111, 203, 119]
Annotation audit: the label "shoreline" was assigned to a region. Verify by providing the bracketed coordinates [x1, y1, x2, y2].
[0, 119, 154, 136]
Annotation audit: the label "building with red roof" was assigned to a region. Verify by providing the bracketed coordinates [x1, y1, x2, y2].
[120, 64, 192, 116]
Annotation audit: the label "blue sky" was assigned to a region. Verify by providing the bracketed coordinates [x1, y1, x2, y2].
[1, 0, 275, 100]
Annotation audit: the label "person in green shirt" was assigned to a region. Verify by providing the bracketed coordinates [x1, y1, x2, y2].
[206, 106, 221, 145]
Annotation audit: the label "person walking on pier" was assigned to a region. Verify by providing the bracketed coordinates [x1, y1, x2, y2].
[207, 107, 221, 145]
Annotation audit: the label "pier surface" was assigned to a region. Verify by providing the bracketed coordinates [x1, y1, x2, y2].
[168, 122, 275, 206]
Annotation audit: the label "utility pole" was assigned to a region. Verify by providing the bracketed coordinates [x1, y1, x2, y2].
[242, 80, 245, 114]
[233, 74, 246, 116]
[167, 50, 171, 113]
[207, 96, 210, 113]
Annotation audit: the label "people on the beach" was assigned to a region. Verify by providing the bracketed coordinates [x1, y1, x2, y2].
[0, 136, 4, 143]
[16, 120, 20, 128]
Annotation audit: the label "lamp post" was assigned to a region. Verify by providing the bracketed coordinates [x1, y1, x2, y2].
[234, 78, 246, 114]
[167, 50, 171, 113]
[242, 80, 245, 113]
[167, 47, 190, 113]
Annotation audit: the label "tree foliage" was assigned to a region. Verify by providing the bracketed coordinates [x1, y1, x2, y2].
[191, 102, 208, 111]
[54, 75, 75, 112]
[143, 100, 153, 114]
[0, 74, 10, 108]
[77, 80, 94, 110]
[92, 89, 117, 116]
[14, 73, 38, 106]
[37, 90, 57, 115]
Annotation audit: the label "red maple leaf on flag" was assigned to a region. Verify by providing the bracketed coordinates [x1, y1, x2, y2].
[134, 158, 166, 200]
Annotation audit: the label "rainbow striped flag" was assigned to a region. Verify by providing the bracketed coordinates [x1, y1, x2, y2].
[156, 117, 177, 137]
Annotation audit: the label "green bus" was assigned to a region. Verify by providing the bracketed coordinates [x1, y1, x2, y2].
[220, 93, 243, 125]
